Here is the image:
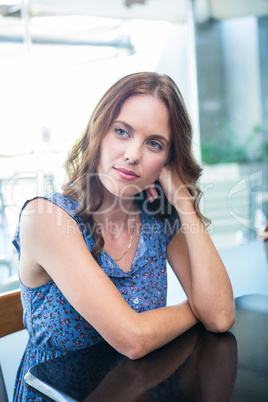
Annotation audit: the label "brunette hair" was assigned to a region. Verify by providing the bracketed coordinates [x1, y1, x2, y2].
[62, 72, 208, 258]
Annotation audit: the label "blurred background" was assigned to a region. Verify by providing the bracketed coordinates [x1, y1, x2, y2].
[0, 0, 268, 297]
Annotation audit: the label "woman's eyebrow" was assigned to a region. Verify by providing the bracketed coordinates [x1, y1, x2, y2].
[148, 134, 170, 144]
[114, 120, 170, 144]
[113, 120, 133, 133]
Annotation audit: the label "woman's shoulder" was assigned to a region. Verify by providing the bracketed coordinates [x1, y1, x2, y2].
[25, 192, 80, 215]
[12, 192, 81, 258]
[17, 192, 81, 224]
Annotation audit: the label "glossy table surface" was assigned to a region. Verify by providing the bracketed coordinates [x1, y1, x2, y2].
[25, 293, 268, 402]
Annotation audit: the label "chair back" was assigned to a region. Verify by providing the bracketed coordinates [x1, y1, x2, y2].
[0, 290, 24, 338]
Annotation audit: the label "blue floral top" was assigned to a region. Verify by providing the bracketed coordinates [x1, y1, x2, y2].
[12, 192, 180, 401]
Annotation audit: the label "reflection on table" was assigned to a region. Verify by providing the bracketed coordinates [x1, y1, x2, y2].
[25, 294, 268, 402]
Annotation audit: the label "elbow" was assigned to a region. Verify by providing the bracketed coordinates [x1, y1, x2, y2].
[125, 346, 145, 361]
[204, 309, 236, 334]
[121, 324, 151, 360]
[192, 299, 236, 333]
[124, 334, 148, 360]
[205, 317, 235, 333]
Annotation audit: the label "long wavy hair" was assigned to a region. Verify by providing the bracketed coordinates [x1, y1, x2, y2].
[62, 72, 209, 258]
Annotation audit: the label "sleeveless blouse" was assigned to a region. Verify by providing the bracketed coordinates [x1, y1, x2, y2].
[12, 192, 180, 401]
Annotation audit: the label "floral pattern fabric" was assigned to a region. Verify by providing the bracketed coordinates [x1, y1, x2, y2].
[12, 192, 180, 401]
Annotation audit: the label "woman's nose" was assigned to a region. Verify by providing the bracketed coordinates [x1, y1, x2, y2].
[123, 142, 141, 164]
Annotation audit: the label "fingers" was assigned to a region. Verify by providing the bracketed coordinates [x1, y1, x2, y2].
[146, 184, 158, 203]
[158, 165, 176, 189]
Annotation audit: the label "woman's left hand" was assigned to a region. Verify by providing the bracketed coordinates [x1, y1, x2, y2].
[146, 165, 194, 215]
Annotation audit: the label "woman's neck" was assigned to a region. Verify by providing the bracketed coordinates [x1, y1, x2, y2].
[93, 192, 138, 238]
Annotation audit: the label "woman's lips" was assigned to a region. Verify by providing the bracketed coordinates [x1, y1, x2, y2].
[113, 167, 140, 181]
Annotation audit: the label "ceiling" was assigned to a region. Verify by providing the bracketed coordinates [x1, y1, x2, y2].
[1, 0, 268, 23]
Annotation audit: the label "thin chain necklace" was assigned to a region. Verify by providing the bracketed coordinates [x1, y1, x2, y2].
[114, 214, 136, 262]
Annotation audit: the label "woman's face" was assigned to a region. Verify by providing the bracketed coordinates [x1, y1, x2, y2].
[97, 94, 171, 199]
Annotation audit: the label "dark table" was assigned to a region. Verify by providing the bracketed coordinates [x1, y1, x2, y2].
[25, 294, 268, 402]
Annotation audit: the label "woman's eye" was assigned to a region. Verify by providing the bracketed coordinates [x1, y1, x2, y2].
[115, 128, 128, 137]
[147, 140, 162, 150]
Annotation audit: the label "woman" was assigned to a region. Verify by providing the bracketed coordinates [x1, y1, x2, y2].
[13, 72, 235, 401]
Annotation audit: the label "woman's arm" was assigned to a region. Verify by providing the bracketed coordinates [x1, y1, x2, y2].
[20, 198, 198, 360]
[158, 167, 235, 333]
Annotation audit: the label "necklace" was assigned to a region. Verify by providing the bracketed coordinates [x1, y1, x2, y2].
[114, 215, 136, 262]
